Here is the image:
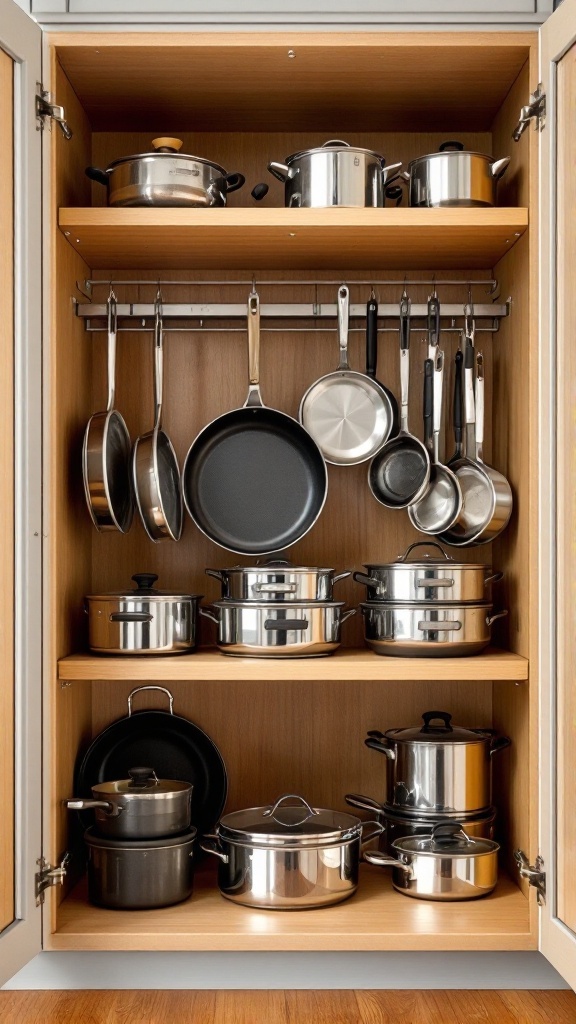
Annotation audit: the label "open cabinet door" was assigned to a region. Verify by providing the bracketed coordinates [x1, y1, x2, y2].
[0, 0, 44, 988]
[539, 0, 576, 992]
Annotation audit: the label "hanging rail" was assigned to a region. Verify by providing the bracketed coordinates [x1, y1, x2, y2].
[80, 277, 500, 294]
[76, 301, 510, 321]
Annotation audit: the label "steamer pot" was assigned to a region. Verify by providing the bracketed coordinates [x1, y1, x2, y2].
[86, 137, 245, 207]
[65, 767, 193, 839]
[405, 142, 510, 208]
[353, 542, 502, 604]
[200, 794, 383, 909]
[360, 601, 508, 657]
[85, 573, 202, 654]
[85, 826, 196, 909]
[200, 601, 356, 658]
[364, 823, 499, 900]
[364, 711, 511, 818]
[206, 561, 351, 602]
[344, 793, 496, 853]
[266, 140, 402, 208]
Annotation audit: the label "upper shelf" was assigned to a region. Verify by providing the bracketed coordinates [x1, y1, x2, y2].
[58, 208, 528, 270]
[58, 648, 529, 683]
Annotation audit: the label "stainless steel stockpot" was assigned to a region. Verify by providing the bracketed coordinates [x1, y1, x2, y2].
[364, 711, 511, 818]
[65, 767, 193, 840]
[85, 573, 202, 654]
[267, 140, 402, 208]
[200, 600, 356, 658]
[85, 826, 196, 909]
[86, 137, 245, 207]
[344, 793, 496, 854]
[405, 142, 510, 208]
[205, 561, 351, 602]
[353, 542, 502, 604]
[360, 601, 508, 657]
[364, 823, 499, 900]
[200, 794, 383, 910]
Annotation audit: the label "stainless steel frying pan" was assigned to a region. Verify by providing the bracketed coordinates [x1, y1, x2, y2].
[82, 292, 134, 533]
[299, 285, 393, 466]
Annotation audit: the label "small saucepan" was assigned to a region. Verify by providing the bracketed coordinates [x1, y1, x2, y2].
[65, 767, 193, 839]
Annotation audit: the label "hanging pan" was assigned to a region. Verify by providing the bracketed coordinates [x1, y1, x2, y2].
[366, 295, 399, 437]
[299, 284, 393, 465]
[75, 685, 227, 838]
[182, 292, 327, 555]
[368, 295, 430, 509]
[133, 297, 183, 542]
[82, 291, 134, 532]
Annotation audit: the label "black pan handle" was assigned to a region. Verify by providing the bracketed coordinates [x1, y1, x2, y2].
[85, 166, 109, 187]
[423, 358, 433, 446]
[399, 296, 411, 351]
[385, 184, 403, 206]
[366, 299, 378, 378]
[439, 141, 464, 152]
[454, 349, 464, 446]
[427, 296, 440, 350]
[224, 172, 246, 194]
[264, 619, 309, 631]
[251, 183, 269, 201]
[110, 612, 153, 623]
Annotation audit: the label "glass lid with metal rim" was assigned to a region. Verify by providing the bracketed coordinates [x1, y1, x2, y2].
[218, 794, 362, 846]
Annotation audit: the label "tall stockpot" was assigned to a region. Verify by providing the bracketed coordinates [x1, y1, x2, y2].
[206, 561, 351, 602]
[85, 827, 196, 909]
[266, 140, 402, 208]
[65, 767, 193, 839]
[85, 574, 202, 654]
[200, 794, 383, 909]
[404, 142, 510, 208]
[353, 541, 503, 603]
[365, 711, 510, 817]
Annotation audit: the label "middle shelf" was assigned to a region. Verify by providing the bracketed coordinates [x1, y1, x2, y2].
[58, 647, 529, 682]
[58, 207, 529, 270]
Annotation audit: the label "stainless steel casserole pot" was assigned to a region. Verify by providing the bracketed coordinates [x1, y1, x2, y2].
[404, 141, 510, 208]
[353, 542, 503, 603]
[85, 826, 196, 909]
[344, 793, 496, 854]
[200, 600, 356, 658]
[86, 137, 246, 207]
[85, 573, 202, 654]
[364, 823, 499, 900]
[364, 710, 511, 818]
[65, 767, 193, 839]
[205, 561, 351, 602]
[267, 140, 402, 208]
[200, 793, 383, 909]
[360, 601, 508, 657]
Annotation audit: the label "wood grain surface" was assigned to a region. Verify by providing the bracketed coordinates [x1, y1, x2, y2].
[1, 990, 575, 1024]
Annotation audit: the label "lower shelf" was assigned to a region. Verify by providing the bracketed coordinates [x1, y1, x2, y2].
[51, 863, 533, 952]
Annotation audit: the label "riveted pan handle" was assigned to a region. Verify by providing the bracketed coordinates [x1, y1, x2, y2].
[127, 685, 174, 717]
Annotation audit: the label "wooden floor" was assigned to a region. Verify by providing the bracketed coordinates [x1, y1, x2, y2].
[0, 990, 574, 1023]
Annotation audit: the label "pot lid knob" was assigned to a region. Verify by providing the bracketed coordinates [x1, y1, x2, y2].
[420, 711, 453, 733]
[128, 767, 159, 789]
[430, 822, 474, 850]
[132, 573, 159, 592]
[151, 137, 183, 153]
[262, 793, 318, 827]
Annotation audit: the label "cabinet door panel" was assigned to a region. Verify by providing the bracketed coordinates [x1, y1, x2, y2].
[540, 0, 576, 992]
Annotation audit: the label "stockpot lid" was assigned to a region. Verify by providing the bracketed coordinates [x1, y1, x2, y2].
[393, 823, 499, 858]
[385, 711, 493, 745]
[363, 541, 488, 573]
[92, 767, 192, 799]
[407, 144, 497, 169]
[287, 140, 386, 164]
[106, 138, 227, 177]
[212, 599, 345, 610]
[210, 562, 334, 573]
[217, 794, 362, 847]
[86, 573, 202, 601]
[84, 826, 197, 851]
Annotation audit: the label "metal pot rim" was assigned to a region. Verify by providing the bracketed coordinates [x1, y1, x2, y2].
[216, 800, 362, 846]
[86, 592, 202, 601]
[360, 600, 492, 610]
[392, 834, 500, 857]
[362, 561, 489, 572]
[381, 804, 497, 824]
[408, 150, 498, 168]
[210, 565, 335, 574]
[287, 144, 386, 163]
[106, 152, 228, 175]
[84, 826, 197, 850]
[92, 779, 192, 798]
[213, 599, 346, 609]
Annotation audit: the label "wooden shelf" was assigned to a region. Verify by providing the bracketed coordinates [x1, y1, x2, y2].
[58, 208, 528, 270]
[58, 647, 528, 683]
[50, 863, 533, 952]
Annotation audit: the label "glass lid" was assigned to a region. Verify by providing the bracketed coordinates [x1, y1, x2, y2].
[393, 824, 499, 857]
[219, 794, 361, 845]
[93, 768, 192, 797]
[386, 711, 491, 744]
[365, 541, 485, 572]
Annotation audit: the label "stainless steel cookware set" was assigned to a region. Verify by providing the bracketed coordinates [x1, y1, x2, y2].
[201, 560, 355, 657]
[354, 541, 507, 657]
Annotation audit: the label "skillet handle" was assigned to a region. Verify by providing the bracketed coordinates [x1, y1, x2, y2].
[366, 299, 378, 378]
[127, 685, 174, 717]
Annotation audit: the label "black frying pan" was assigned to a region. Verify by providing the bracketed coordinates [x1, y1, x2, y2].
[182, 292, 327, 555]
[366, 297, 399, 437]
[75, 686, 227, 837]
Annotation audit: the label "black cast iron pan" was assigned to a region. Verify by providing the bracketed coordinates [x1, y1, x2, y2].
[182, 291, 327, 555]
[75, 685, 227, 837]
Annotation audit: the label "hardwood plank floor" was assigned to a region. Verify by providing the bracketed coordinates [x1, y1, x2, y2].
[0, 990, 575, 1024]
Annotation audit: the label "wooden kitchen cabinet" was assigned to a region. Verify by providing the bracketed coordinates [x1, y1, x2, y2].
[1, 0, 575, 990]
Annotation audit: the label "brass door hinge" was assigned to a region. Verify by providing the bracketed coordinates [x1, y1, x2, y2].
[514, 849, 546, 905]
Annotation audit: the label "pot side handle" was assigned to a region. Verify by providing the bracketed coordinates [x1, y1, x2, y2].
[64, 798, 116, 814]
[199, 837, 229, 864]
[484, 571, 504, 586]
[364, 735, 396, 761]
[332, 571, 352, 585]
[345, 793, 384, 815]
[490, 157, 511, 181]
[360, 820, 385, 848]
[363, 850, 412, 874]
[489, 735, 512, 758]
[85, 166, 109, 187]
[268, 161, 294, 183]
[200, 606, 220, 625]
[353, 571, 381, 588]
[339, 608, 357, 625]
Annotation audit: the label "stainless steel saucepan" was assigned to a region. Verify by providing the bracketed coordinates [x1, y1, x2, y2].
[403, 141, 510, 208]
[205, 561, 351, 602]
[353, 541, 503, 604]
[65, 767, 193, 839]
[261, 140, 402, 208]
